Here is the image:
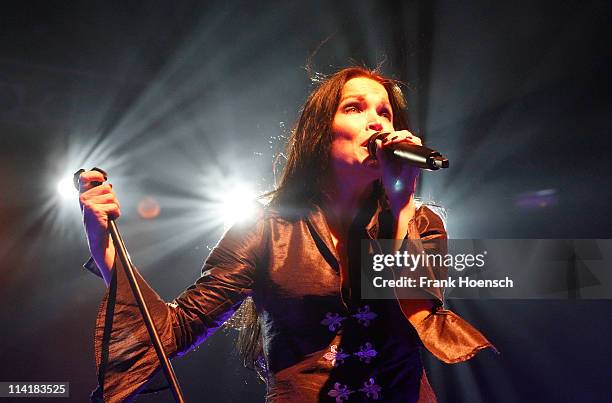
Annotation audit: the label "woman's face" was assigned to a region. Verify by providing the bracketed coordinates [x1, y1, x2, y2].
[329, 76, 395, 184]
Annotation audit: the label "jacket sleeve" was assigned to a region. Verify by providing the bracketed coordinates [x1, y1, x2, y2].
[90, 211, 267, 402]
[396, 205, 497, 364]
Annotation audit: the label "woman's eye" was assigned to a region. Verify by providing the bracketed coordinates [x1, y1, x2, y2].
[344, 105, 360, 113]
[380, 109, 392, 119]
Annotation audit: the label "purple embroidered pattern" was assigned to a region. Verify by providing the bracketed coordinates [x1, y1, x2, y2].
[359, 378, 382, 400]
[323, 345, 351, 367]
[352, 305, 378, 327]
[354, 342, 378, 364]
[321, 312, 347, 332]
[328, 382, 354, 402]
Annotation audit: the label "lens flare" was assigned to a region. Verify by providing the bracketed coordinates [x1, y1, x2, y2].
[217, 184, 258, 227]
[56, 176, 78, 200]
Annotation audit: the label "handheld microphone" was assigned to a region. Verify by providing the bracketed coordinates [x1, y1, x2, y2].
[367, 132, 449, 170]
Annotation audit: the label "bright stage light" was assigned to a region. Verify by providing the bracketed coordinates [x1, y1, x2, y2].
[218, 183, 258, 227]
[56, 176, 78, 200]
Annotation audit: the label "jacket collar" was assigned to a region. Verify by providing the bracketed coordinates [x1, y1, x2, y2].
[304, 196, 386, 264]
[304, 202, 340, 263]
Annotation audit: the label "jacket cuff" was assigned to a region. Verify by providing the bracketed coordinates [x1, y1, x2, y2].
[93, 254, 177, 402]
[412, 307, 498, 363]
[399, 209, 497, 363]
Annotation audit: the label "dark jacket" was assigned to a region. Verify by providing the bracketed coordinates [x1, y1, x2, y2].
[89, 202, 495, 402]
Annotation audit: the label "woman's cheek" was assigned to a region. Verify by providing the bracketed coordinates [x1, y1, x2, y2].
[355, 143, 369, 162]
[332, 142, 358, 165]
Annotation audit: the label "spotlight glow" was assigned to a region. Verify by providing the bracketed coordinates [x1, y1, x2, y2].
[218, 183, 258, 227]
[56, 176, 78, 200]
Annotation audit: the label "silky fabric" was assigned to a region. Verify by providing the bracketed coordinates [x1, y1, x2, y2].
[89, 203, 495, 402]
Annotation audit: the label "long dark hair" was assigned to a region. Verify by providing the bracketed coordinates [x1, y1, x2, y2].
[230, 66, 413, 381]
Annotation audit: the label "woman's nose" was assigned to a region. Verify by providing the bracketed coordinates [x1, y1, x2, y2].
[367, 109, 384, 131]
[368, 120, 383, 132]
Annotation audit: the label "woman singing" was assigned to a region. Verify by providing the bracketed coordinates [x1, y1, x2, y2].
[79, 66, 494, 402]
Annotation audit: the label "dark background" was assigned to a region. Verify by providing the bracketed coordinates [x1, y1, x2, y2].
[0, 1, 610, 402]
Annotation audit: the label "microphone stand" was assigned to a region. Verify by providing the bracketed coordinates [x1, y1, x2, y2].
[75, 169, 186, 403]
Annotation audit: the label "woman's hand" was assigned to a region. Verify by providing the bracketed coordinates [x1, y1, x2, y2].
[78, 170, 120, 285]
[374, 130, 422, 218]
